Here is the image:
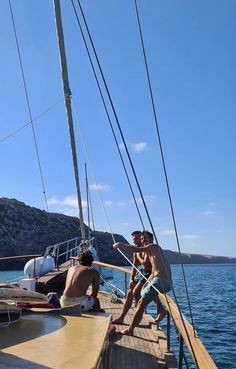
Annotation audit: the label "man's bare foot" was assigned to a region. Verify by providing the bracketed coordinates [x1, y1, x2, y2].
[112, 317, 124, 324]
[121, 328, 134, 335]
[155, 309, 167, 324]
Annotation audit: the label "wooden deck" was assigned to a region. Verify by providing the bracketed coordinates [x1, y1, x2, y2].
[0, 310, 111, 369]
[36, 273, 177, 367]
[36, 260, 177, 369]
[0, 294, 176, 369]
[36, 258, 217, 369]
[98, 291, 177, 369]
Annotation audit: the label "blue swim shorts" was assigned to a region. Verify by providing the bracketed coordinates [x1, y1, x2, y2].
[133, 269, 152, 284]
[140, 277, 172, 304]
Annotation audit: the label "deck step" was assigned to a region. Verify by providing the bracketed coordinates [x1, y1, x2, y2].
[101, 296, 177, 369]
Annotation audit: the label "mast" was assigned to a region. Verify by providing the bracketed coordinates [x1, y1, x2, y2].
[53, 0, 85, 239]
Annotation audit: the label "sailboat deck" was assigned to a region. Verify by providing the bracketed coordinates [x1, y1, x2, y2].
[0, 310, 111, 369]
[98, 291, 177, 369]
[36, 261, 177, 368]
[0, 294, 176, 369]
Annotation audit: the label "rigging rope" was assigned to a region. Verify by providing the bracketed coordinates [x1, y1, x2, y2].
[72, 0, 178, 335]
[133, 0, 197, 332]
[71, 0, 145, 231]
[0, 98, 63, 144]
[133, 1, 200, 367]
[9, 0, 48, 211]
[72, 99, 146, 284]
[99, 273, 125, 297]
[71, 3, 200, 365]
[72, 114, 160, 298]
[71, 98, 115, 241]
[72, 98, 189, 326]
[74, 0, 161, 238]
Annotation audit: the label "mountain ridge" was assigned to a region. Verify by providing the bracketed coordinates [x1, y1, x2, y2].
[0, 197, 235, 270]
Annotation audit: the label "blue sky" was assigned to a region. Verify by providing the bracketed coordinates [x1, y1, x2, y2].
[0, 1, 235, 257]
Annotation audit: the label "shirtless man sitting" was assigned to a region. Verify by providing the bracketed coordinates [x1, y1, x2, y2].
[60, 251, 102, 312]
[113, 231, 172, 335]
[112, 230, 151, 324]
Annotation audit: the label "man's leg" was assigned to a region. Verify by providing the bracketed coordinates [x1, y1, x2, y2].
[153, 278, 172, 324]
[155, 296, 166, 324]
[132, 281, 143, 305]
[92, 297, 105, 312]
[112, 286, 135, 324]
[121, 297, 149, 335]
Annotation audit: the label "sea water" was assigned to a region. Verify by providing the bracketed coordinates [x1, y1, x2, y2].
[1, 264, 235, 369]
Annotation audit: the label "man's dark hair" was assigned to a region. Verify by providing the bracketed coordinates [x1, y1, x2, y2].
[141, 230, 154, 242]
[131, 230, 142, 236]
[78, 251, 94, 266]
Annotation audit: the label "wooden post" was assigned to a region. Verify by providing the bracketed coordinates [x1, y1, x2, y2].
[167, 311, 171, 352]
[178, 335, 184, 369]
[53, 0, 85, 240]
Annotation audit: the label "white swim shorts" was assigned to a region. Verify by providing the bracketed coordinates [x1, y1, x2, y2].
[60, 295, 94, 311]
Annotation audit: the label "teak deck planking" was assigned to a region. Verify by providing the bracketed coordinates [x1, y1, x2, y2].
[28, 261, 177, 369]
[37, 259, 217, 369]
[99, 291, 177, 369]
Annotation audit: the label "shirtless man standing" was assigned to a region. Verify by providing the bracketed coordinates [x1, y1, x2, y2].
[113, 231, 172, 335]
[112, 230, 152, 324]
[60, 251, 102, 312]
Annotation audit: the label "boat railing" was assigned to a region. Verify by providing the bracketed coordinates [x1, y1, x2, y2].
[0, 255, 41, 261]
[0, 237, 93, 277]
[0, 254, 41, 283]
[71, 258, 217, 369]
[44, 236, 95, 268]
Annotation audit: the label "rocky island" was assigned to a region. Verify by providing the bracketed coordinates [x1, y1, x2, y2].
[0, 197, 235, 270]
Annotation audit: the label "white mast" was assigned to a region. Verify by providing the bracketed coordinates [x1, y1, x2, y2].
[53, 0, 85, 239]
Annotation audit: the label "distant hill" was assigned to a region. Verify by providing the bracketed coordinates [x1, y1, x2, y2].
[0, 197, 235, 270]
[164, 249, 236, 265]
[0, 197, 128, 270]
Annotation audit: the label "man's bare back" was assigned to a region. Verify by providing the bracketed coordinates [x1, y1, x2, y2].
[60, 251, 103, 312]
[146, 243, 171, 280]
[64, 265, 99, 298]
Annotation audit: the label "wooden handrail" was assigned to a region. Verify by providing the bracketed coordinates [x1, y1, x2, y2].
[70, 258, 217, 369]
[0, 254, 41, 261]
[159, 294, 217, 369]
[70, 257, 132, 275]
[93, 261, 132, 275]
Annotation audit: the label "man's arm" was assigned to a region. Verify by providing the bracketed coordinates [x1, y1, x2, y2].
[91, 270, 100, 298]
[113, 242, 150, 253]
[129, 254, 139, 286]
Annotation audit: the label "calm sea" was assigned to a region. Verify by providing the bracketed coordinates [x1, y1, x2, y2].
[1, 264, 236, 369]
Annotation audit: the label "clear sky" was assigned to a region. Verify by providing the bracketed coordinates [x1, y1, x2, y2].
[0, 1, 235, 257]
